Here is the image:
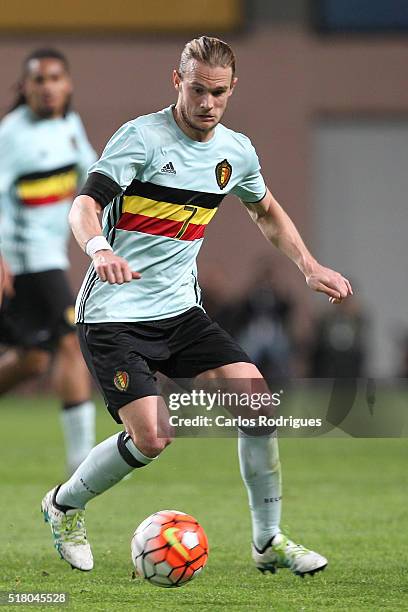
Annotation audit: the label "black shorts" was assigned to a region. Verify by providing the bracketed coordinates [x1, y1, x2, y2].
[77, 307, 252, 423]
[0, 269, 76, 352]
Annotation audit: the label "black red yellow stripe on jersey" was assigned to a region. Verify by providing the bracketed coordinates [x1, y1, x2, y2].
[16, 164, 78, 206]
[116, 179, 225, 241]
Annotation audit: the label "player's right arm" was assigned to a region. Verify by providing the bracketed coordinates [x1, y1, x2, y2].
[69, 195, 141, 285]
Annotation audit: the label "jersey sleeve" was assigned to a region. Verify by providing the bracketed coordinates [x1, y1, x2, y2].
[70, 113, 98, 186]
[0, 125, 17, 214]
[80, 121, 146, 208]
[230, 143, 267, 203]
[90, 121, 146, 189]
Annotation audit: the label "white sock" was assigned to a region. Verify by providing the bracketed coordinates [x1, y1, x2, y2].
[60, 401, 96, 475]
[56, 432, 155, 509]
[238, 432, 282, 550]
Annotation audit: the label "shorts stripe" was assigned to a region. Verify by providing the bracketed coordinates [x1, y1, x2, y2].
[76, 268, 98, 323]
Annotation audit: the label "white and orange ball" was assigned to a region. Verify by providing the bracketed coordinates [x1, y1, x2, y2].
[131, 510, 209, 588]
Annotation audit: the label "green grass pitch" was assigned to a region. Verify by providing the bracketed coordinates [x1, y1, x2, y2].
[0, 396, 407, 611]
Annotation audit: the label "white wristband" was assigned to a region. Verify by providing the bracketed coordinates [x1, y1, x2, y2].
[85, 236, 113, 258]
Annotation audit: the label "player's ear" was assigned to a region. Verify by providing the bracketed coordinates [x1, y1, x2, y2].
[228, 76, 238, 96]
[173, 69, 181, 91]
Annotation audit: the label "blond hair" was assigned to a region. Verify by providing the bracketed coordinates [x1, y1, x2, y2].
[179, 36, 236, 78]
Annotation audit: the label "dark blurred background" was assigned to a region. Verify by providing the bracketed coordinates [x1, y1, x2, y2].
[1, 0, 407, 378]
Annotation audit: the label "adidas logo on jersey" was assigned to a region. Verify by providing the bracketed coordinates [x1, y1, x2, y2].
[160, 161, 176, 174]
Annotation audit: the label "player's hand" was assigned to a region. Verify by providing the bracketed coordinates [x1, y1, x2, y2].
[92, 250, 141, 285]
[305, 263, 353, 304]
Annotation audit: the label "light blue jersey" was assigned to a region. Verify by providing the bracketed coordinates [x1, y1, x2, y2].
[0, 105, 96, 274]
[76, 106, 266, 323]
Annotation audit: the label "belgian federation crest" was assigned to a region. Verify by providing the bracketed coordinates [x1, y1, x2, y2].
[113, 370, 130, 392]
[215, 159, 232, 190]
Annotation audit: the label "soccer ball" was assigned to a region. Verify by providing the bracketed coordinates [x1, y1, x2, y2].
[131, 510, 209, 588]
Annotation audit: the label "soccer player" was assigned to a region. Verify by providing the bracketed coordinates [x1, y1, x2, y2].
[42, 37, 352, 575]
[0, 49, 97, 474]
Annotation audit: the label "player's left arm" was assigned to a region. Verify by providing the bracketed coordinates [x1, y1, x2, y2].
[0, 127, 16, 302]
[243, 188, 353, 303]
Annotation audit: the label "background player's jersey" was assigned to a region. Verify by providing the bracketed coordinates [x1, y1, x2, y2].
[76, 105, 266, 323]
[0, 105, 96, 274]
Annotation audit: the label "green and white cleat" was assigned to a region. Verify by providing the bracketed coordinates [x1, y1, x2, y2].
[41, 486, 93, 571]
[252, 533, 327, 577]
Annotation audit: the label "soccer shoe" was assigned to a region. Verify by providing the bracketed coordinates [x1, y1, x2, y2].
[41, 486, 94, 571]
[252, 533, 327, 577]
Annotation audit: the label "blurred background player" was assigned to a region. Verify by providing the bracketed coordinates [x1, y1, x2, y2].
[0, 48, 97, 474]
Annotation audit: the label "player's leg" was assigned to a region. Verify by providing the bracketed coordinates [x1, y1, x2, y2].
[0, 272, 53, 390]
[0, 347, 51, 392]
[0, 339, 95, 476]
[160, 310, 288, 569]
[167, 308, 326, 577]
[197, 361, 327, 577]
[19, 269, 97, 475]
[42, 321, 172, 571]
[42, 395, 172, 571]
[52, 332, 95, 474]
[55, 395, 172, 510]
[196, 362, 283, 549]
[0, 272, 55, 390]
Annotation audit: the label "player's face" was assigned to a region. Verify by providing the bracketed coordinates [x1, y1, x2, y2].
[22, 58, 72, 119]
[173, 60, 237, 141]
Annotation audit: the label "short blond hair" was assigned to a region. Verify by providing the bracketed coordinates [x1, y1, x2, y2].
[179, 36, 236, 78]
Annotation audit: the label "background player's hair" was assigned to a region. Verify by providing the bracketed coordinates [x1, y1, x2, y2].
[179, 36, 236, 79]
[9, 48, 71, 114]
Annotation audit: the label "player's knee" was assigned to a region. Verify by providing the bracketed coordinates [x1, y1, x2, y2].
[233, 362, 263, 378]
[128, 430, 172, 458]
[200, 361, 263, 380]
[20, 349, 51, 377]
[139, 435, 172, 458]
